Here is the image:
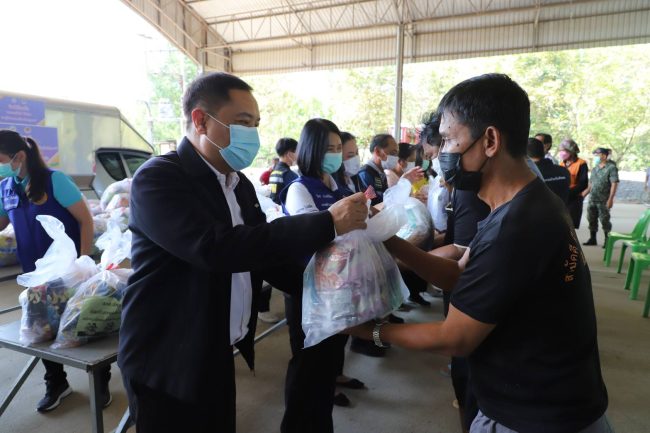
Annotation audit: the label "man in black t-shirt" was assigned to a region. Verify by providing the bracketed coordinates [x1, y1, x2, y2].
[528, 137, 570, 204]
[349, 74, 609, 433]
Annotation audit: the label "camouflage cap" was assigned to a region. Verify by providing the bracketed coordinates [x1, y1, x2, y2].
[559, 139, 580, 155]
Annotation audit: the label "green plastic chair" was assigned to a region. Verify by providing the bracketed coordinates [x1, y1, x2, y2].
[603, 209, 650, 267]
[623, 251, 650, 300]
[616, 239, 650, 274]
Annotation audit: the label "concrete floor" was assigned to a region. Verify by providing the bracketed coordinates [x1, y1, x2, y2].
[0, 203, 648, 433]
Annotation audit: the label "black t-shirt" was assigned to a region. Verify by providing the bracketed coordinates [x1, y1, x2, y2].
[536, 158, 571, 204]
[444, 189, 491, 247]
[451, 178, 608, 433]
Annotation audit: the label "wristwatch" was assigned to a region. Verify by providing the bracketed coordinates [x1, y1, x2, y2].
[372, 321, 389, 348]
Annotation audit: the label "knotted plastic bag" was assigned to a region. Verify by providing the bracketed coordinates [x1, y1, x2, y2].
[52, 222, 132, 349]
[397, 197, 434, 247]
[17, 215, 98, 345]
[301, 230, 409, 348]
[100, 178, 132, 211]
[366, 178, 412, 242]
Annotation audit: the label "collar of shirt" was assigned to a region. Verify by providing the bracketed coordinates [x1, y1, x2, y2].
[13, 175, 30, 187]
[367, 160, 383, 175]
[197, 153, 240, 190]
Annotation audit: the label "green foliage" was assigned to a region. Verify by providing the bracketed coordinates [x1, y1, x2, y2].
[139, 43, 650, 170]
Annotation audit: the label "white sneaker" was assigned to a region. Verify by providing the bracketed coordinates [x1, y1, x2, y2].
[258, 311, 283, 324]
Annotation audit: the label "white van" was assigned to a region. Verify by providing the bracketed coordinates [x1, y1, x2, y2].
[0, 91, 154, 198]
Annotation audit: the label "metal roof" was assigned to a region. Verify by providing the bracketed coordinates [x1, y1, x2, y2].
[121, 0, 650, 74]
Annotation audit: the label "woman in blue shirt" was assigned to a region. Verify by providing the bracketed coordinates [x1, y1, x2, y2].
[280, 119, 366, 432]
[0, 130, 111, 412]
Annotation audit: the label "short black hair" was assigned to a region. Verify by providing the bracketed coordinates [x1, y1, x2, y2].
[535, 133, 552, 146]
[369, 134, 393, 153]
[527, 137, 545, 159]
[438, 73, 530, 158]
[420, 111, 442, 147]
[182, 72, 253, 126]
[340, 131, 355, 144]
[398, 143, 416, 161]
[297, 118, 341, 179]
[275, 137, 298, 157]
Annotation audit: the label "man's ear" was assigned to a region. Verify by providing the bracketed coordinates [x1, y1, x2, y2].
[191, 108, 207, 135]
[484, 126, 502, 158]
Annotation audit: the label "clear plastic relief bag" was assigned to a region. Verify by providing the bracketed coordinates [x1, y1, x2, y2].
[301, 230, 409, 348]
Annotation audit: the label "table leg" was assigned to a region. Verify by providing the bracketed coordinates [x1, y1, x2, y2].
[0, 355, 39, 417]
[113, 408, 133, 433]
[88, 368, 105, 433]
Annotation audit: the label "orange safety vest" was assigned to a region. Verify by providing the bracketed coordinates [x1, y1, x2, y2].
[560, 158, 587, 189]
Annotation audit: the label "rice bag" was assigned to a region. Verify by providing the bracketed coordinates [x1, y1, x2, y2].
[302, 230, 409, 348]
[100, 178, 132, 210]
[396, 197, 433, 247]
[17, 216, 98, 345]
[52, 222, 132, 349]
[0, 224, 18, 267]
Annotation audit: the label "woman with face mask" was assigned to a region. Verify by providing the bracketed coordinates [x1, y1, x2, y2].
[333, 131, 364, 196]
[280, 119, 365, 431]
[558, 138, 589, 228]
[386, 143, 417, 188]
[0, 130, 111, 413]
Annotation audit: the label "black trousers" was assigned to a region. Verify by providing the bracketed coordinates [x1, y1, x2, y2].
[258, 284, 272, 313]
[568, 196, 584, 229]
[281, 294, 346, 433]
[43, 359, 110, 385]
[123, 376, 232, 433]
[401, 269, 427, 298]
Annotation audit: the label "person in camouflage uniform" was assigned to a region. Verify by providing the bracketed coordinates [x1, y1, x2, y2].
[583, 148, 619, 246]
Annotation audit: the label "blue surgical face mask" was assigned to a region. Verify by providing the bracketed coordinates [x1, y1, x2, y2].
[0, 155, 20, 179]
[593, 155, 602, 166]
[322, 152, 343, 174]
[203, 112, 261, 171]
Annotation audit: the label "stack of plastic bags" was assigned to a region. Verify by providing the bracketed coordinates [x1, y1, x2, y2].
[0, 224, 19, 267]
[92, 179, 132, 254]
[17, 215, 132, 348]
[301, 180, 411, 348]
[53, 222, 132, 349]
[17, 216, 98, 345]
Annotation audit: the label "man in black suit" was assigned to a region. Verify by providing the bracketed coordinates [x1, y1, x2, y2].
[528, 137, 570, 204]
[118, 72, 368, 433]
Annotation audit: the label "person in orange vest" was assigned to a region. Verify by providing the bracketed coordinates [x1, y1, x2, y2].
[558, 139, 589, 228]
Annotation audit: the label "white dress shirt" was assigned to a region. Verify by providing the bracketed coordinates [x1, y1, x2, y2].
[199, 154, 252, 345]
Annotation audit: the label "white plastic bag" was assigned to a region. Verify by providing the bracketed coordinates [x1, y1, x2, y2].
[52, 222, 132, 349]
[366, 178, 412, 242]
[397, 197, 434, 247]
[301, 230, 409, 348]
[100, 178, 132, 211]
[256, 193, 285, 222]
[427, 176, 450, 232]
[17, 216, 98, 345]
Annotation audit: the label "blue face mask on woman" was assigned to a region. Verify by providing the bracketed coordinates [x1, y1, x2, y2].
[0, 155, 20, 178]
[322, 152, 343, 174]
[203, 112, 261, 171]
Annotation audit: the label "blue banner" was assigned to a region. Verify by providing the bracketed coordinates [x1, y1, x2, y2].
[0, 123, 59, 167]
[0, 97, 45, 125]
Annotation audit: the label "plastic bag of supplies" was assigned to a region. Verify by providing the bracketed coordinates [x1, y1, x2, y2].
[100, 178, 132, 211]
[396, 197, 433, 247]
[17, 216, 97, 345]
[52, 222, 132, 349]
[301, 230, 409, 348]
[366, 178, 412, 242]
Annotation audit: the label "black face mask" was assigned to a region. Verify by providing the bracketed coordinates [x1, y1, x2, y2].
[438, 136, 488, 192]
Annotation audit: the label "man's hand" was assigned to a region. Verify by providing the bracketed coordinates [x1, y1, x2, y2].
[607, 198, 614, 209]
[401, 167, 424, 184]
[328, 192, 368, 235]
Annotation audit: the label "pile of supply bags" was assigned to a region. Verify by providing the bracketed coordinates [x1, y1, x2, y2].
[18, 215, 132, 348]
[92, 179, 132, 253]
